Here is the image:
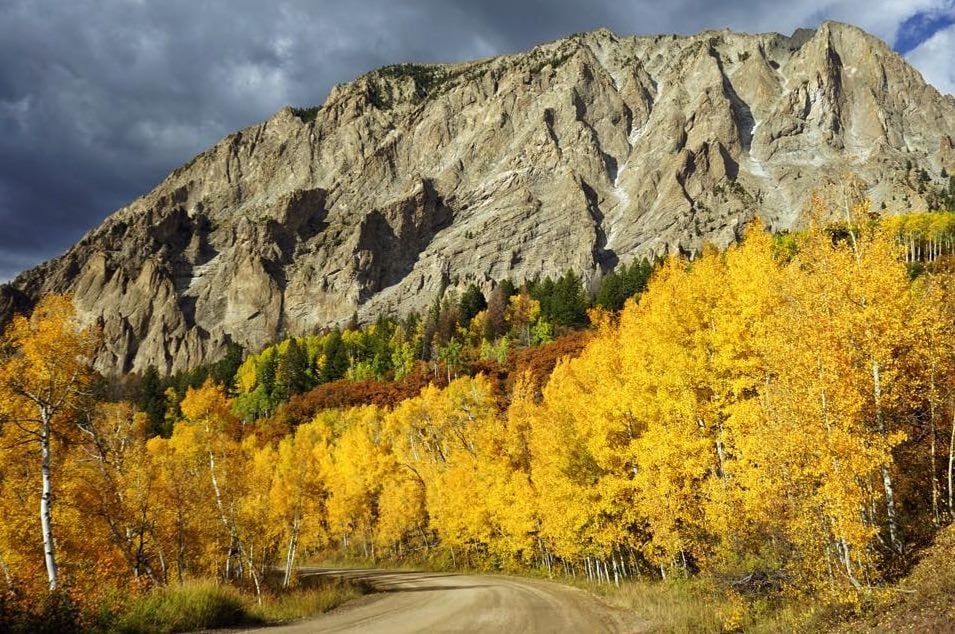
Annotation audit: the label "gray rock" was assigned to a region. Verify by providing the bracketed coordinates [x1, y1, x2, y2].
[3, 22, 953, 374]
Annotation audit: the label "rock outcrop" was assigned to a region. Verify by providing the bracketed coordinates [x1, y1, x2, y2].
[3, 22, 954, 374]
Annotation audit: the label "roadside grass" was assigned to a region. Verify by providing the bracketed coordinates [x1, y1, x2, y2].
[591, 578, 729, 633]
[251, 576, 365, 623]
[586, 577, 841, 633]
[107, 575, 365, 633]
[111, 580, 249, 633]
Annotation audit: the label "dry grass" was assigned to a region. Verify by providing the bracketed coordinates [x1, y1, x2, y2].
[840, 523, 955, 633]
[111, 580, 250, 633]
[251, 578, 364, 623]
[109, 576, 365, 633]
[572, 576, 834, 633]
[596, 578, 728, 633]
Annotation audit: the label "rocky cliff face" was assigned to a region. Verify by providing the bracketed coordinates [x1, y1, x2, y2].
[3, 21, 954, 375]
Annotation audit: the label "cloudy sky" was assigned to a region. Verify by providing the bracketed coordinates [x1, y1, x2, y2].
[1, 0, 954, 282]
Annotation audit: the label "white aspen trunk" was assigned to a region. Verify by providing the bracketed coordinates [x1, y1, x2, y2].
[40, 414, 58, 591]
[948, 396, 955, 515]
[872, 361, 901, 552]
[930, 397, 940, 525]
[838, 538, 862, 590]
[208, 450, 233, 579]
[157, 546, 167, 584]
[283, 521, 299, 589]
[207, 448, 260, 601]
[0, 552, 12, 585]
[244, 545, 262, 602]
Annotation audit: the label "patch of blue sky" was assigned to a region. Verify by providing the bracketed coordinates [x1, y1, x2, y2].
[895, 3, 955, 53]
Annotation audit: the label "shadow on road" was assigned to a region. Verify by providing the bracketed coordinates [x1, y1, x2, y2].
[297, 569, 489, 594]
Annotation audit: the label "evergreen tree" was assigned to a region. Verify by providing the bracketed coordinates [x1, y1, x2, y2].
[458, 284, 488, 325]
[211, 341, 244, 391]
[320, 329, 349, 383]
[275, 338, 310, 400]
[552, 270, 588, 326]
[531, 271, 588, 326]
[138, 365, 167, 438]
[596, 259, 654, 311]
[497, 279, 517, 300]
[258, 349, 279, 396]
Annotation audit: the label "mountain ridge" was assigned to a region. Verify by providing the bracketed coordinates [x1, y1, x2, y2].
[3, 21, 954, 375]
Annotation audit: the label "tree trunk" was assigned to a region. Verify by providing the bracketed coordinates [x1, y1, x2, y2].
[283, 520, 299, 589]
[930, 402, 940, 525]
[40, 416, 58, 591]
[948, 396, 955, 516]
[0, 552, 12, 585]
[872, 361, 901, 553]
[177, 507, 185, 583]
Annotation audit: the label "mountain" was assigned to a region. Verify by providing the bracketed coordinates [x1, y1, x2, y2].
[2, 21, 954, 375]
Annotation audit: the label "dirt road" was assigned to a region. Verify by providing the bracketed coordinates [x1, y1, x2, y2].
[242, 568, 638, 633]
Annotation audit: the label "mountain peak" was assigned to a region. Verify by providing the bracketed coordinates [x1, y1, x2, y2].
[3, 23, 953, 375]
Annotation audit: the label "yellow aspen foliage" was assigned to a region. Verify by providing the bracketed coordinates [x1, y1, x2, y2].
[0, 208, 951, 608]
[326, 407, 387, 558]
[0, 294, 98, 591]
[269, 419, 331, 585]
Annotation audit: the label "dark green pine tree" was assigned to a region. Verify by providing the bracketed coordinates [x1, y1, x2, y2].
[531, 276, 557, 322]
[258, 349, 279, 397]
[552, 270, 588, 327]
[497, 279, 517, 300]
[320, 329, 349, 383]
[596, 259, 654, 311]
[211, 341, 244, 391]
[458, 284, 488, 325]
[138, 365, 167, 438]
[275, 338, 311, 401]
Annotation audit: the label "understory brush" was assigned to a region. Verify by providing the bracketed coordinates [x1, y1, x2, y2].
[0, 575, 366, 634]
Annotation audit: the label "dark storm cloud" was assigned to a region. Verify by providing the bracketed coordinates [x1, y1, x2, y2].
[1, 0, 952, 282]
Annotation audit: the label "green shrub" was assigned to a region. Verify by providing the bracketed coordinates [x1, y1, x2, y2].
[113, 580, 252, 634]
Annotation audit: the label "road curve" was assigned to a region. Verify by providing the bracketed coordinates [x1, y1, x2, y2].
[242, 568, 639, 633]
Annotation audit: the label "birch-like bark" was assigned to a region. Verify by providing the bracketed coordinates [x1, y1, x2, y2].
[948, 397, 955, 515]
[283, 518, 300, 589]
[40, 410, 58, 591]
[872, 361, 901, 553]
[209, 448, 262, 602]
[930, 399, 940, 525]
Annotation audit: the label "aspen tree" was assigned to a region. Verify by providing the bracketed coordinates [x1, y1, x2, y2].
[0, 295, 97, 590]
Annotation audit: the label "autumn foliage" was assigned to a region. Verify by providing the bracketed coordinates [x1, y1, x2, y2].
[0, 207, 953, 622]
